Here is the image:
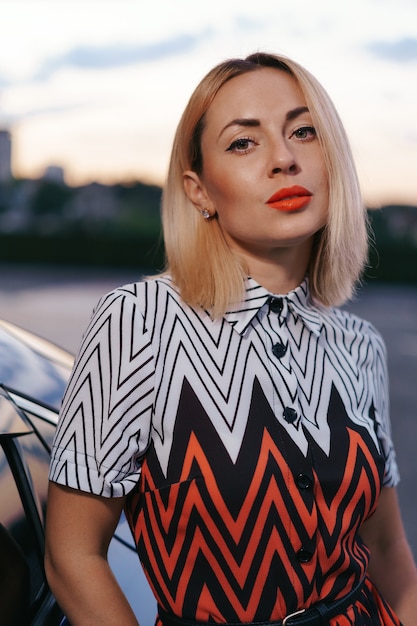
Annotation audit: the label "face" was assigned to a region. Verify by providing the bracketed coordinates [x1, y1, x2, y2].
[184, 67, 329, 274]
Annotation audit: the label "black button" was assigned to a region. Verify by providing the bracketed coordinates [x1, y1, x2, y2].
[269, 297, 283, 314]
[283, 407, 298, 423]
[296, 473, 313, 490]
[297, 547, 313, 563]
[272, 342, 287, 359]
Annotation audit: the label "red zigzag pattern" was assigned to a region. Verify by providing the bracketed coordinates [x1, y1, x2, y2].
[127, 420, 382, 622]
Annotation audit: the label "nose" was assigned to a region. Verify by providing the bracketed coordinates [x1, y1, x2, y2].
[268, 141, 299, 177]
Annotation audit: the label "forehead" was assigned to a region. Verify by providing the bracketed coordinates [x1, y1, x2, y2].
[204, 67, 307, 130]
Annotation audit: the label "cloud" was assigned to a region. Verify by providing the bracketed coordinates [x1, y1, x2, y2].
[233, 15, 266, 32]
[0, 101, 88, 126]
[408, 131, 417, 144]
[0, 75, 12, 90]
[35, 31, 212, 81]
[367, 37, 417, 62]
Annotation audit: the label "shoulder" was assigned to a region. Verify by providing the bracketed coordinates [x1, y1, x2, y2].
[321, 304, 383, 337]
[318, 305, 387, 356]
[89, 274, 188, 337]
[94, 274, 180, 313]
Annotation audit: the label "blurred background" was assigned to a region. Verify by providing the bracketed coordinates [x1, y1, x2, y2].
[0, 0, 416, 200]
[0, 0, 416, 619]
[0, 0, 416, 275]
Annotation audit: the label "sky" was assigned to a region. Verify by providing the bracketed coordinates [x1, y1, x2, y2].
[0, 0, 416, 206]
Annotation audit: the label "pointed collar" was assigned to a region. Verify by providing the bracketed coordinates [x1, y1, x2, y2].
[223, 277, 323, 337]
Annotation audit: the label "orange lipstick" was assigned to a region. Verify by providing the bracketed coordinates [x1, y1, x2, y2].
[266, 185, 312, 212]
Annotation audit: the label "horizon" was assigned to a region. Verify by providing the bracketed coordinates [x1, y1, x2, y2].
[3, 161, 417, 211]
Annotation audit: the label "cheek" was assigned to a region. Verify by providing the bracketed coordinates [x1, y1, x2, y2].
[315, 163, 329, 206]
[317, 156, 329, 192]
[203, 166, 242, 209]
[203, 157, 262, 212]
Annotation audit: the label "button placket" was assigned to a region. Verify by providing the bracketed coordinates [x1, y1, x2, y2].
[269, 295, 319, 569]
[292, 453, 317, 566]
[266, 296, 301, 429]
[269, 296, 288, 361]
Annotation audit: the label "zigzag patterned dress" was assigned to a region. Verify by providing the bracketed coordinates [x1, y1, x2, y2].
[49, 277, 402, 625]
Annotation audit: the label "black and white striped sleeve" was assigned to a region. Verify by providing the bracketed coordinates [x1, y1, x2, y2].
[49, 285, 155, 497]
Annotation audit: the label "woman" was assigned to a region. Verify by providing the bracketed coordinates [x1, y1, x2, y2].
[45, 52, 417, 625]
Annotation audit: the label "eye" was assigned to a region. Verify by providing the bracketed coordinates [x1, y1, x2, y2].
[225, 137, 258, 154]
[290, 126, 317, 141]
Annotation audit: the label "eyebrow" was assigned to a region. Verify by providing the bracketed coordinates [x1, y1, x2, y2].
[286, 106, 309, 121]
[218, 106, 310, 138]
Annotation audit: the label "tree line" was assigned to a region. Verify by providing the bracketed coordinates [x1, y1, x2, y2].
[0, 178, 416, 284]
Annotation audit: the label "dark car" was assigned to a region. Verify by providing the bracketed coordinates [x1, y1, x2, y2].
[0, 319, 156, 626]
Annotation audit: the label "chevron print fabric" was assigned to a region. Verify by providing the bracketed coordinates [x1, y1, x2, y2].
[50, 276, 401, 625]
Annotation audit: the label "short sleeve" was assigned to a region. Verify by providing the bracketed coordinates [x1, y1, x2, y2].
[49, 285, 155, 497]
[368, 324, 400, 487]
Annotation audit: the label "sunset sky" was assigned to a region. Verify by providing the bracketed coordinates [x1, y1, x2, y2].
[0, 0, 416, 206]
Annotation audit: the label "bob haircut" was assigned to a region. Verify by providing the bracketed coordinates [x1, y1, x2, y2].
[162, 52, 368, 316]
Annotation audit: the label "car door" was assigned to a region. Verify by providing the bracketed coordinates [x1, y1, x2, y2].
[0, 386, 66, 626]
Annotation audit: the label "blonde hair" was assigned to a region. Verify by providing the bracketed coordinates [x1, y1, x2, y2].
[162, 52, 368, 316]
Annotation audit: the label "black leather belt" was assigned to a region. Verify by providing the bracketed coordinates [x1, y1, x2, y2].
[158, 577, 365, 626]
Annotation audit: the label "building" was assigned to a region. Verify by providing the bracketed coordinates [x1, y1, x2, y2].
[0, 129, 12, 182]
[42, 165, 65, 184]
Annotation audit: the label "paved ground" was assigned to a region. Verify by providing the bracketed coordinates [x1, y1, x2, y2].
[1, 263, 416, 560]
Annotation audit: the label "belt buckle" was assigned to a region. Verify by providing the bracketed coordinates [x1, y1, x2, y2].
[282, 608, 306, 625]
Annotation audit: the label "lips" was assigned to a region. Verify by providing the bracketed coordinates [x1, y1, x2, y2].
[266, 185, 312, 212]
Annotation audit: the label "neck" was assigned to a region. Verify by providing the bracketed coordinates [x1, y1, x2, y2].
[249, 262, 307, 295]
[241, 242, 312, 295]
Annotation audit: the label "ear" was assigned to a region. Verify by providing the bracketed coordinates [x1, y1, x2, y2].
[183, 171, 215, 216]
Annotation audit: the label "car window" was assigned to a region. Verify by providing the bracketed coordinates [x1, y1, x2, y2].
[18, 413, 57, 518]
[0, 321, 72, 412]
